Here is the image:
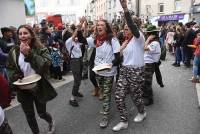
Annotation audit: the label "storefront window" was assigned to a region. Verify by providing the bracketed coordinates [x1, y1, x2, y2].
[174, 0, 181, 12]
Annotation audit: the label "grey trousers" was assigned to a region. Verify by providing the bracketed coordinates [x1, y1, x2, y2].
[70, 58, 83, 96]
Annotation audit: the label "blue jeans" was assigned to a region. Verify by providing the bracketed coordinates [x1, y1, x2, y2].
[159, 37, 164, 48]
[175, 47, 182, 64]
[181, 47, 185, 63]
[193, 56, 200, 77]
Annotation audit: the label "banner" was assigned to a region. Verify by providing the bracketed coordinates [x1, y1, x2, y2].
[24, 0, 35, 16]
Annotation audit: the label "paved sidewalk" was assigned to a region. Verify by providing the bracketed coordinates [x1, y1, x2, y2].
[5, 73, 73, 111]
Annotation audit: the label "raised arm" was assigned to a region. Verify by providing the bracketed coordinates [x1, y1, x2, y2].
[119, 0, 140, 38]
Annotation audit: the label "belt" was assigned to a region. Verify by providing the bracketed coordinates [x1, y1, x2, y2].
[145, 63, 155, 65]
[123, 65, 144, 69]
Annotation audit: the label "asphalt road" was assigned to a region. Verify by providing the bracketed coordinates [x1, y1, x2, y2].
[5, 55, 200, 134]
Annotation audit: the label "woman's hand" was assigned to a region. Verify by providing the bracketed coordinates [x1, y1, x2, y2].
[20, 42, 30, 56]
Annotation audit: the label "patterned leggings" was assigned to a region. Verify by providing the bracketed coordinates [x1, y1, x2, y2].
[96, 75, 114, 115]
[115, 66, 145, 122]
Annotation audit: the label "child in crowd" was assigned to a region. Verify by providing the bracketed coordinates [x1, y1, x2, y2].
[49, 42, 63, 80]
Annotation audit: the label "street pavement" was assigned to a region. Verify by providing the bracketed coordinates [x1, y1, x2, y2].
[5, 54, 200, 134]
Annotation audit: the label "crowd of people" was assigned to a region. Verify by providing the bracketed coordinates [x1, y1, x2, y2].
[0, 0, 200, 133]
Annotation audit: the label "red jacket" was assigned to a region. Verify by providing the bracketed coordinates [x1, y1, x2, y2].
[0, 74, 11, 109]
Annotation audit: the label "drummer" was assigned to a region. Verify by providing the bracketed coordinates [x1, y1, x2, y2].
[94, 19, 121, 128]
[7, 25, 57, 134]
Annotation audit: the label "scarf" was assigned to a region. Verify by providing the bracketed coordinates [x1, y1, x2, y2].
[96, 34, 107, 47]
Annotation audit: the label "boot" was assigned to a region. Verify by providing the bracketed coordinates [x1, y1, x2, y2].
[98, 90, 103, 100]
[91, 87, 99, 96]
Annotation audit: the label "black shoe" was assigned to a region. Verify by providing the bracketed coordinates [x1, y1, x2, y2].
[69, 100, 79, 107]
[74, 92, 84, 97]
[174, 64, 180, 67]
[172, 62, 177, 66]
[144, 98, 154, 106]
[160, 84, 164, 88]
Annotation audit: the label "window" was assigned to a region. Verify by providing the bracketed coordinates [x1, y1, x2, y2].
[113, 0, 116, 8]
[146, 5, 151, 15]
[174, 0, 181, 11]
[158, 3, 164, 13]
[109, 13, 111, 21]
[108, 0, 111, 9]
[41, 0, 48, 7]
[56, 0, 62, 6]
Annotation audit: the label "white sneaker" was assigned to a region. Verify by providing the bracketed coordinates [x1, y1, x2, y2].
[134, 112, 147, 123]
[112, 122, 128, 131]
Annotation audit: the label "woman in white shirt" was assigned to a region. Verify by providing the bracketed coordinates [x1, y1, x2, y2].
[94, 19, 120, 128]
[7, 25, 56, 134]
[143, 25, 161, 106]
[65, 20, 87, 107]
[112, 0, 146, 131]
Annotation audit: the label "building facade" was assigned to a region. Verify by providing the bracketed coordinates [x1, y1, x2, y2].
[0, 0, 26, 29]
[192, 0, 200, 22]
[86, 0, 138, 23]
[139, 0, 193, 25]
[35, 0, 89, 24]
[86, 0, 199, 25]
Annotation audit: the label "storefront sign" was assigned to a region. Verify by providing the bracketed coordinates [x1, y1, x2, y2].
[158, 13, 185, 21]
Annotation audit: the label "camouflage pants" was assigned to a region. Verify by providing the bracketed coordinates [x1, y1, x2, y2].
[115, 66, 145, 122]
[142, 63, 155, 99]
[0, 118, 13, 134]
[96, 75, 114, 115]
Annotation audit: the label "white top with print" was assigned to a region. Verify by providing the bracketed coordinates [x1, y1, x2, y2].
[87, 36, 95, 48]
[65, 37, 83, 58]
[122, 32, 145, 67]
[94, 38, 120, 76]
[144, 41, 161, 63]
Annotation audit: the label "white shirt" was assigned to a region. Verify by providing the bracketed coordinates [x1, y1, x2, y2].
[94, 38, 120, 76]
[0, 106, 5, 126]
[122, 32, 145, 67]
[144, 41, 161, 63]
[18, 52, 36, 77]
[65, 37, 82, 58]
[86, 36, 95, 48]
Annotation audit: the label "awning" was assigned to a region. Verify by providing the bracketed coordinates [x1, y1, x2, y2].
[157, 13, 185, 21]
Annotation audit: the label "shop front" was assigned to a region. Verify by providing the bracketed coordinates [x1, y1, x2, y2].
[157, 13, 189, 26]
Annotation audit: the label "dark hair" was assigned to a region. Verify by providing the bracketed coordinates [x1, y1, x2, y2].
[96, 19, 114, 45]
[17, 24, 43, 48]
[1, 27, 12, 35]
[146, 31, 159, 42]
